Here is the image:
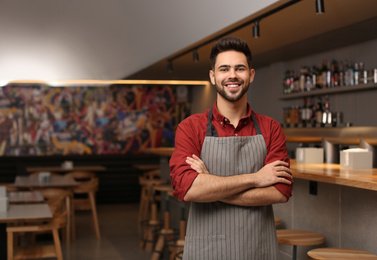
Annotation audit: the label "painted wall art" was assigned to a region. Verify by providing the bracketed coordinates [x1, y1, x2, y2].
[0, 84, 190, 156]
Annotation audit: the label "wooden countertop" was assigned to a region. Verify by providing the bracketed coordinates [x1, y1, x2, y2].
[291, 159, 377, 191]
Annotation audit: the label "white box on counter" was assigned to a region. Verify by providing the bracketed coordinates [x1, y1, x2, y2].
[296, 147, 324, 163]
[340, 148, 373, 169]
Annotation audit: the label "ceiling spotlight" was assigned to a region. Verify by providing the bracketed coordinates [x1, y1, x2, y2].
[193, 49, 199, 63]
[167, 60, 173, 73]
[315, 0, 325, 14]
[253, 20, 260, 38]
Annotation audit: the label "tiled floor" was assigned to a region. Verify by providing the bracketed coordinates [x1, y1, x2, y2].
[63, 203, 153, 260]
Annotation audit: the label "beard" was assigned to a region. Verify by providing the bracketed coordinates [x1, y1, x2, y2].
[215, 79, 249, 102]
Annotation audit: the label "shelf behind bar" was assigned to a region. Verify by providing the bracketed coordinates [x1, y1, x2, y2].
[279, 82, 377, 100]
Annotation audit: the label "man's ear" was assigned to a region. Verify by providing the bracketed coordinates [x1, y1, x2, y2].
[249, 69, 255, 83]
[209, 70, 215, 85]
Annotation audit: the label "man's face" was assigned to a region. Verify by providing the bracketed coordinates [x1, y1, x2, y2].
[209, 50, 255, 102]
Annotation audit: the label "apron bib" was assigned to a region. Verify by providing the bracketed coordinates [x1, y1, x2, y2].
[183, 109, 279, 260]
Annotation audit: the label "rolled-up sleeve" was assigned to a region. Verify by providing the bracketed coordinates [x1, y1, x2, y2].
[264, 121, 293, 199]
[170, 117, 205, 202]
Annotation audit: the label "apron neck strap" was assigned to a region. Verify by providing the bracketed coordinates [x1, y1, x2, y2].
[206, 107, 262, 136]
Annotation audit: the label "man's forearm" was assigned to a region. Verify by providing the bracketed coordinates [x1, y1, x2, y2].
[220, 186, 288, 207]
[183, 173, 253, 202]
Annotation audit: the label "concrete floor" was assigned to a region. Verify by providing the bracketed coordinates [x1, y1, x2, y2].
[63, 203, 153, 260]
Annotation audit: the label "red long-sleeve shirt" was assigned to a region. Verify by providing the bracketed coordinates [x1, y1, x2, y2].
[170, 102, 292, 202]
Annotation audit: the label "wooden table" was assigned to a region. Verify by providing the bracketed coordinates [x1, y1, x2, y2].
[26, 165, 106, 173]
[140, 147, 175, 157]
[8, 191, 44, 204]
[0, 203, 52, 260]
[291, 159, 377, 191]
[14, 175, 78, 189]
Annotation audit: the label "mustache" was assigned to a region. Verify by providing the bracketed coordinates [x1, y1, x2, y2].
[223, 80, 244, 85]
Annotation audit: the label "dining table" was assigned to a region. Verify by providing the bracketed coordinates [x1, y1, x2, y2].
[26, 165, 106, 173]
[14, 175, 79, 189]
[0, 203, 52, 260]
[8, 191, 44, 204]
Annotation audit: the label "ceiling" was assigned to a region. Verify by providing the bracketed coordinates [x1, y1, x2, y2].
[128, 0, 377, 81]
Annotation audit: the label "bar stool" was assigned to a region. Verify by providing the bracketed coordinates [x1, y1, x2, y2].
[151, 184, 177, 260]
[167, 190, 186, 260]
[139, 179, 167, 252]
[138, 170, 163, 224]
[276, 229, 325, 260]
[274, 216, 282, 227]
[308, 248, 377, 259]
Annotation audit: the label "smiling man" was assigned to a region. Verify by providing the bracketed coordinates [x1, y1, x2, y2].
[170, 36, 293, 259]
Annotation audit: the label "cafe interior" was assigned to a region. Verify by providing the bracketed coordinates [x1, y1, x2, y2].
[0, 0, 377, 259]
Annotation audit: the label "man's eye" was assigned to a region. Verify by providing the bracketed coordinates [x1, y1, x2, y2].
[237, 67, 245, 71]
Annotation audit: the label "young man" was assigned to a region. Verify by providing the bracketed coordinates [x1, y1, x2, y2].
[170, 36, 293, 259]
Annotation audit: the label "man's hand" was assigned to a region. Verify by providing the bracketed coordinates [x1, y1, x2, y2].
[252, 161, 292, 187]
[186, 154, 209, 174]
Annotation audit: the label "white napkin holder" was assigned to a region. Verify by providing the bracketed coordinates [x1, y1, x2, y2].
[340, 148, 373, 169]
[0, 186, 9, 212]
[61, 160, 73, 169]
[39, 172, 51, 183]
[296, 147, 324, 163]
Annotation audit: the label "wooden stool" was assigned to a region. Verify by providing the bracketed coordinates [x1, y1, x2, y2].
[275, 216, 282, 226]
[167, 190, 186, 260]
[276, 229, 325, 260]
[308, 248, 377, 259]
[139, 179, 167, 251]
[138, 176, 166, 225]
[151, 184, 177, 260]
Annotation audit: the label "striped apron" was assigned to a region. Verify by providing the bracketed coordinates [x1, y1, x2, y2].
[183, 109, 279, 260]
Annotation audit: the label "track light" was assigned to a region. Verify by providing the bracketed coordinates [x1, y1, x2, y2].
[315, 0, 325, 14]
[253, 20, 260, 38]
[167, 60, 173, 73]
[193, 49, 199, 63]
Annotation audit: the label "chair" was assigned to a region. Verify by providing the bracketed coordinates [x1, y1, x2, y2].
[276, 229, 325, 260]
[65, 171, 100, 240]
[7, 189, 69, 260]
[307, 247, 377, 259]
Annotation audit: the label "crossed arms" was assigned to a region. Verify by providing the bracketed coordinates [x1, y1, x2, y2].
[183, 155, 293, 207]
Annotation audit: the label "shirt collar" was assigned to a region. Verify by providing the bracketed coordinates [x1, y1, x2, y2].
[212, 101, 252, 124]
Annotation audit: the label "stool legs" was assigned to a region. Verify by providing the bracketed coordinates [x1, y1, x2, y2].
[151, 191, 176, 260]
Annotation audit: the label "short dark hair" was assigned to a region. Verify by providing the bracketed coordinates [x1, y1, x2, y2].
[210, 36, 252, 69]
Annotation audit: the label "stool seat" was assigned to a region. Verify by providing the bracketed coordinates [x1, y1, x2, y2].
[276, 229, 325, 260]
[276, 229, 325, 246]
[308, 248, 377, 259]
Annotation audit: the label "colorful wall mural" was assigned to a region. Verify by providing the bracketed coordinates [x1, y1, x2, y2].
[0, 84, 190, 156]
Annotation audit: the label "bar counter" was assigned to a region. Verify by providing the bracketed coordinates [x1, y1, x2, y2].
[291, 159, 377, 191]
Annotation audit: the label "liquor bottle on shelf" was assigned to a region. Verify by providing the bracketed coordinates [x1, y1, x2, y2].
[301, 98, 311, 127]
[344, 60, 354, 86]
[354, 62, 360, 85]
[331, 59, 339, 87]
[320, 60, 328, 88]
[322, 96, 332, 126]
[359, 62, 367, 84]
[310, 97, 317, 127]
[315, 97, 324, 127]
[338, 61, 345, 86]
